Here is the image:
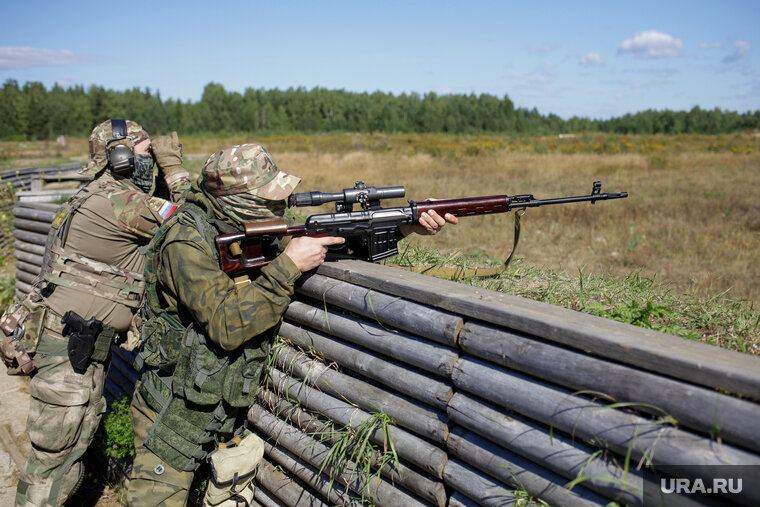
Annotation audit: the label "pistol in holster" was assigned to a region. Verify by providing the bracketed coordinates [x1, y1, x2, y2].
[61, 311, 110, 374]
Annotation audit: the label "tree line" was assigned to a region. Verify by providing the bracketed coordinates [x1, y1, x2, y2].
[1, 79, 758, 140]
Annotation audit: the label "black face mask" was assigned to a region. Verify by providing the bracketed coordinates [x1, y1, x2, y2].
[131, 154, 154, 193]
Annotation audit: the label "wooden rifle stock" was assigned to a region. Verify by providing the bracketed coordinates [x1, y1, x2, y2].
[216, 221, 309, 276]
[414, 196, 509, 217]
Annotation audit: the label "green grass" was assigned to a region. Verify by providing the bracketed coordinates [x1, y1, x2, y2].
[388, 245, 760, 355]
[100, 397, 135, 460]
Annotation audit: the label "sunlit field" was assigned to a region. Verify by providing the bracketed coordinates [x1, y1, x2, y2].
[2, 133, 759, 304]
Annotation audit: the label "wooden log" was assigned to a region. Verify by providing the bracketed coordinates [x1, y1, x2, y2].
[256, 459, 329, 507]
[248, 404, 428, 507]
[275, 344, 449, 443]
[279, 322, 453, 409]
[13, 229, 48, 246]
[16, 189, 77, 203]
[315, 259, 760, 400]
[268, 367, 449, 480]
[13, 250, 43, 267]
[111, 345, 138, 366]
[105, 363, 136, 402]
[448, 491, 478, 507]
[252, 481, 287, 507]
[452, 356, 760, 487]
[460, 321, 760, 454]
[103, 381, 122, 404]
[13, 240, 45, 256]
[442, 458, 516, 507]
[12, 207, 55, 223]
[13, 218, 52, 234]
[258, 389, 447, 507]
[15, 261, 41, 278]
[448, 426, 610, 507]
[15, 270, 37, 285]
[109, 349, 139, 386]
[16, 279, 33, 296]
[296, 273, 462, 346]
[448, 392, 643, 504]
[14, 201, 62, 212]
[262, 440, 358, 506]
[285, 300, 459, 377]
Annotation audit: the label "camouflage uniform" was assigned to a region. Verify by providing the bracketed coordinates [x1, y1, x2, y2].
[128, 145, 301, 506]
[12, 120, 191, 507]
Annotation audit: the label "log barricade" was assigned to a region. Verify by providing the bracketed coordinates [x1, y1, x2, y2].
[0, 164, 83, 280]
[10, 200, 61, 299]
[247, 260, 760, 506]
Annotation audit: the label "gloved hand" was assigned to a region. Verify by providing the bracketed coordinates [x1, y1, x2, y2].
[151, 131, 190, 195]
[151, 131, 183, 172]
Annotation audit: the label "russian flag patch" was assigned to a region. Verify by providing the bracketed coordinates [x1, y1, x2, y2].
[159, 201, 177, 220]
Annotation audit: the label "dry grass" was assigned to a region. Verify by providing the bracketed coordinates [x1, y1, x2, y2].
[3, 134, 758, 304]
[273, 150, 760, 304]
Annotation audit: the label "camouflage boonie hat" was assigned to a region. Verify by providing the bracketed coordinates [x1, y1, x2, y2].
[80, 119, 149, 176]
[201, 144, 301, 199]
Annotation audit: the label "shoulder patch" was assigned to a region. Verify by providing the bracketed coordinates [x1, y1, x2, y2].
[149, 197, 178, 221]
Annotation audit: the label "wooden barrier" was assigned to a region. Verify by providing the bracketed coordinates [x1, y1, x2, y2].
[246, 260, 760, 506]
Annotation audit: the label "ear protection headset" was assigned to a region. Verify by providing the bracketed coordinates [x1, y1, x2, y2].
[105, 119, 135, 175]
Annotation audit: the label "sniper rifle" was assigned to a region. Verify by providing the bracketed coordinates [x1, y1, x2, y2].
[216, 181, 628, 278]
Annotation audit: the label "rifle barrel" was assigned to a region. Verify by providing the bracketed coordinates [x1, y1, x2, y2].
[512, 191, 628, 209]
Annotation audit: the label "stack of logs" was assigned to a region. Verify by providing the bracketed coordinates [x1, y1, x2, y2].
[246, 260, 760, 507]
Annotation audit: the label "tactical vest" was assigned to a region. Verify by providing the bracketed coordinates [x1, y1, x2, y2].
[136, 202, 269, 472]
[42, 177, 145, 307]
[1, 178, 144, 373]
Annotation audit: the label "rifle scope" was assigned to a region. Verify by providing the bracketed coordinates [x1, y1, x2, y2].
[289, 182, 405, 207]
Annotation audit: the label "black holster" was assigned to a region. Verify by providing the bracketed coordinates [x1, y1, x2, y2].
[61, 311, 114, 373]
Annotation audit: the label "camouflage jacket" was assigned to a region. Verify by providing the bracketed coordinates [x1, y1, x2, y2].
[153, 207, 301, 351]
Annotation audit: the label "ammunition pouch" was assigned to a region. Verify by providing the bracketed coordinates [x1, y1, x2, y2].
[0, 291, 47, 375]
[134, 313, 185, 373]
[172, 327, 269, 408]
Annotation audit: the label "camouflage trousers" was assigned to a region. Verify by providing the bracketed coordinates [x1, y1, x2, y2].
[15, 341, 107, 507]
[127, 383, 194, 506]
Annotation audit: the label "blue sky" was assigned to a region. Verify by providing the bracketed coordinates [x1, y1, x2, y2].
[1, 0, 758, 120]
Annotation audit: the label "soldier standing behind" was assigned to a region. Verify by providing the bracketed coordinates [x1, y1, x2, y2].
[127, 144, 454, 506]
[1, 119, 191, 507]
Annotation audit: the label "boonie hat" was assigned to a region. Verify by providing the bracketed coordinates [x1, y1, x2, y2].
[201, 144, 301, 199]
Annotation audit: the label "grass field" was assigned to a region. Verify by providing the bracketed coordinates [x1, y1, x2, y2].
[1, 133, 758, 352]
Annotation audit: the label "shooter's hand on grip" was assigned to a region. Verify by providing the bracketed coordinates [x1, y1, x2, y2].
[284, 236, 346, 272]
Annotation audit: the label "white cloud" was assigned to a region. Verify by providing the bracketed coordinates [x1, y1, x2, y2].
[579, 53, 604, 67]
[618, 30, 684, 58]
[699, 42, 723, 50]
[723, 41, 750, 64]
[508, 61, 555, 85]
[0, 46, 91, 70]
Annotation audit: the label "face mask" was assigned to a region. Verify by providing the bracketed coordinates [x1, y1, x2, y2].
[216, 193, 286, 226]
[131, 154, 154, 193]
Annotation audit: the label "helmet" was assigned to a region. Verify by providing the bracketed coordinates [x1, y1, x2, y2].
[80, 119, 149, 176]
[200, 144, 300, 199]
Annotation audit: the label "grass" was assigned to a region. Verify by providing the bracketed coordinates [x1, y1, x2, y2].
[390, 245, 759, 354]
[4, 132, 759, 305]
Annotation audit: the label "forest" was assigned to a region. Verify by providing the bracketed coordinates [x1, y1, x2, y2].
[1, 79, 759, 140]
